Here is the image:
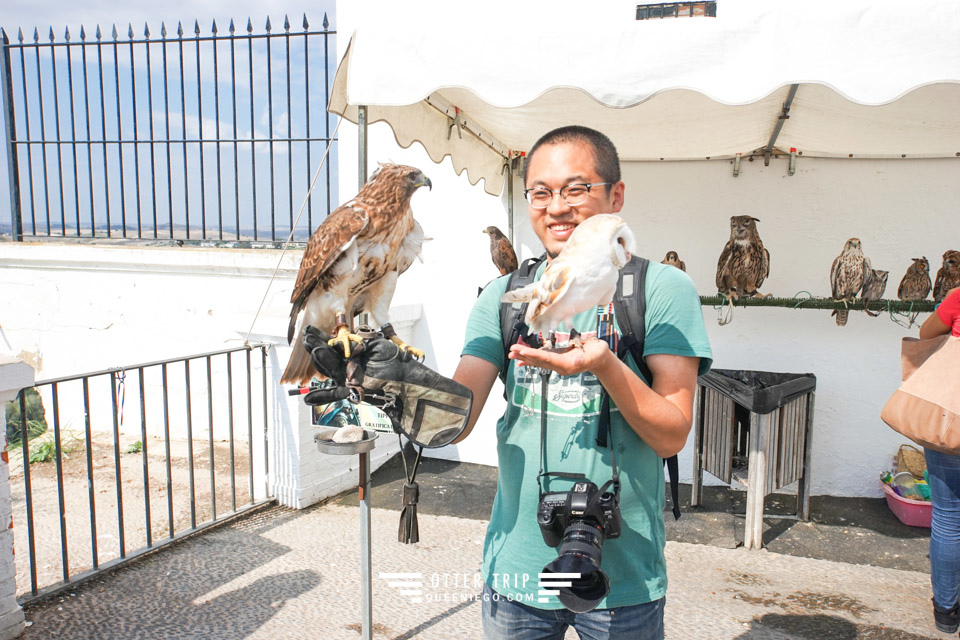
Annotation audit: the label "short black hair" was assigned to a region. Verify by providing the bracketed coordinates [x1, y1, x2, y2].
[524, 125, 621, 189]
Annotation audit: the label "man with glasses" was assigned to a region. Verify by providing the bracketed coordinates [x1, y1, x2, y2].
[452, 125, 711, 639]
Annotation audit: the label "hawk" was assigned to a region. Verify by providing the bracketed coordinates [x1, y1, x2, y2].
[500, 214, 635, 345]
[715, 216, 770, 324]
[661, 251, 686, 272]
[280, 164, 432, 386]
[483, 226, 519, 275]
[934, 250, 960, 302]
[829, 238, 866, 326]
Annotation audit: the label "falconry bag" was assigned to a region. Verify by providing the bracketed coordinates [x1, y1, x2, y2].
[499, 255, 682, 520]
[301, 326, 473, 542]
[881, 334, 960, 454]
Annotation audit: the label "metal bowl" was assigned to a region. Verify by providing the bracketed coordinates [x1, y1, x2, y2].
[314, 427, 378, 455]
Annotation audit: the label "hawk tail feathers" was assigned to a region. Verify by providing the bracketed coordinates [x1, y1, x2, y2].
[834, 308, 848, 326]
[281, 343, 317, 386]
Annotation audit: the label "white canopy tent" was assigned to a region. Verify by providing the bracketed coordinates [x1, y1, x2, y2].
[330, 0, 960, 198]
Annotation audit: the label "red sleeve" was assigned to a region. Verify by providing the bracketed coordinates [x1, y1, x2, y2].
[937, 288, 960, 329]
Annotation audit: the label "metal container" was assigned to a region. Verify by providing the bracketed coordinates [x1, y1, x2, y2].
[314, 427, 378, 455]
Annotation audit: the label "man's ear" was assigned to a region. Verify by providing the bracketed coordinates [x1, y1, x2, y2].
[610, 181, 626, 213]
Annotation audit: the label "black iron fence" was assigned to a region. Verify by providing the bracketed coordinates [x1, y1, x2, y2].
[8, 343, 274, 604]
[0, 15, 337, 243]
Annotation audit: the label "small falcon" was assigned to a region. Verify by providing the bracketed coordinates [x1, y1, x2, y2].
[483, 226, 519, 275]
[500, 214, 636, 344]
[280, 164, 431, 386]
[661, 251, 686, 272]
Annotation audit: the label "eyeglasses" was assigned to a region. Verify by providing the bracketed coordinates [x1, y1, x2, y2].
[522, 183, 612, 209]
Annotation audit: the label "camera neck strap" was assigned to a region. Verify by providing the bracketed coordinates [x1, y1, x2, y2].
[536, 368, 620, 502]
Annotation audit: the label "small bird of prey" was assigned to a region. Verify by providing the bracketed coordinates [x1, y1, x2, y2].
[661, 251, 686, 272]
[897, 257, 932, 301]
[860, 259, 889, 318]
[483, 226, 519, 275]
[281, 164, 431, 386]
[829, 238, 866, 327]
[500, 214, 636, 345]
[933, 250, 960, 302]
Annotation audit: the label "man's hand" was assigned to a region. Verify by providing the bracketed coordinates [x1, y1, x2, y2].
[507, 338, 618, 378]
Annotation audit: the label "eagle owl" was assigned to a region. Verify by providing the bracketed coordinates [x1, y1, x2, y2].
[500, 214, 636, 343]
[829, 238, 866, 326]
[897, 257, 932, 301]
[715, 216, 770, 324]
[281, 164, 432, 385]
[483, 226, 519, 275]
[860, 259, 889, 318]
[661, 251, 686, 272]
[933, 250, 960, 302]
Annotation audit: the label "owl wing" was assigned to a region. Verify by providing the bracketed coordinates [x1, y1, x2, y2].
[934, 268, 947, 299]
[288, 202, 369, 342]
[526, 262, 573, 328]
[716, 242, 734, 290]
[756, 244, 771, 289]
[897, 270, 911, 299]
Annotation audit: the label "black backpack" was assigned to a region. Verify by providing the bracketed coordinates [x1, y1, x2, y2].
[498, 254, 682, 520]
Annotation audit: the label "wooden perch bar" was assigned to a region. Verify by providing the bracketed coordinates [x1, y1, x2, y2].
[698, 296, 937, 313]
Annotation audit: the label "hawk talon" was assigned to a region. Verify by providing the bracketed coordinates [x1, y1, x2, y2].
[389, 335, 425, 361]
[328, 325, 364, 359]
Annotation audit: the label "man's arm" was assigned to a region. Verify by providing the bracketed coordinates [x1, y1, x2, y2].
[506, 341, 698, 458]
[450, 355, 500, 444]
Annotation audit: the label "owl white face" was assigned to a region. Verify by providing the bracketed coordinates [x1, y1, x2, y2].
[525, 140, 624, 259]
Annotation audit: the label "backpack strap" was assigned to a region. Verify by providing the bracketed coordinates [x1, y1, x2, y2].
[499, 254, 546, 385]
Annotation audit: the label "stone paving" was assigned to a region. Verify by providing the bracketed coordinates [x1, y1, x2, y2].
[19, 500, 945, 640]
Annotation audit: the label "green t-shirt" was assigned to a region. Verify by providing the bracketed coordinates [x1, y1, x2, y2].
[462, 259, 712, 609]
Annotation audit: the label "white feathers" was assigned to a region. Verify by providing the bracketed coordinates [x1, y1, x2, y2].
[501, 214, 636, 338]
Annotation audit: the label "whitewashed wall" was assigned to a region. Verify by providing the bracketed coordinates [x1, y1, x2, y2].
[337, 106, 959, 497]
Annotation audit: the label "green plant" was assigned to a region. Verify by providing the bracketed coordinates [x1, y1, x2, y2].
[125, 440, 142, 454]
[5, 388, 48, 445]
[28, 440, 58, 464]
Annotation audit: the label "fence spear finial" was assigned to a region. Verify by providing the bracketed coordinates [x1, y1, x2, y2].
[128, 24, 134, 40]
[177, 22, 184, 38]
[144, 23, 150, 39]
[111, 24, 118, 41]
[95, 25, 102, 41]
[79, 26, 85, 42]
[323, 13, 329, 30]
[283, 15, 290, 32]
[229, 19, 235, 35]
[303, 14, 309, 30]
[246, 18, 253, 34]
[194, 20, 200, 37]
[160, 22, 167, 39]
[265, 16, 272, 33]
[64, 26, 70, 42]
[211, 20, 218, 35]
[18, 28, 24, 43]
[49, 26, 55, 43]
[34, 28, 40, 43]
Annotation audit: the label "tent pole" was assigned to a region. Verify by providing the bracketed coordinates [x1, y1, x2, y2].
[764, 84, 799, 166]
[358, 105, 368, 187]
[506, 161, 514, 245]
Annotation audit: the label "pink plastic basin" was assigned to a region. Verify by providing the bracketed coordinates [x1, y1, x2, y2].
[882, 482, 932, 528]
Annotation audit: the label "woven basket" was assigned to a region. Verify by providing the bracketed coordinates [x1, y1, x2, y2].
[897, 444, 927, 479]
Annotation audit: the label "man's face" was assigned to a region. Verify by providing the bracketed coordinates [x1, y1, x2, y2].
[524, 141, 625, 259]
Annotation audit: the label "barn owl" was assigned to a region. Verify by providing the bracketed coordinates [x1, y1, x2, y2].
[898, 257, 932, 302]
[715, 216, 770, 325]
[829, 238, 866, 326]
[500, 214, 636, 344]
[933, 250, 960, 302]
[483, 226, 519, 275]
[661, 251, 686, 272]
[281, 164, 431, 385]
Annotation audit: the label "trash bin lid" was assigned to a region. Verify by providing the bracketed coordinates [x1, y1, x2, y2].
[698, 369, 816, 414]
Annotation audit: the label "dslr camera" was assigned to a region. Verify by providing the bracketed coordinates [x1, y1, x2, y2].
[537, 480, 621, 613]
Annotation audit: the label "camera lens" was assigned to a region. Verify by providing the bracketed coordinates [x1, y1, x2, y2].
[541, 520, 609, 613]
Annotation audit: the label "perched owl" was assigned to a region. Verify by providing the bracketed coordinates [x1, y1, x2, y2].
[715, 216, 770, 324]
[897, 257, 932, 301]
[500, 214, 636, 344]
[860, 260, 889, 318]
[933, 250, 960, 302]
[483, 226, 519, 275]
[661, 251, 686, 272]
[829, 238, 866, 326]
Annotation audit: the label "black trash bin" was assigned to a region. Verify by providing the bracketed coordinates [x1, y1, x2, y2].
[691, 369, 816, 549]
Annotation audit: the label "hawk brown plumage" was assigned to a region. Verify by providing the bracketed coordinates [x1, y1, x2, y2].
[280, 164, 432, 385]
[897, 257, 932, 301]
[933, 250, 960, 302]
[829, 238, 866, 326]
[661, 251, 686, 272]
[483, 226, 519, 275]
[715, 216, 770, 324]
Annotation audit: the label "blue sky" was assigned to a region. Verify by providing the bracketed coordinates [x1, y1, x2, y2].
[1, 0, 338, 240]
